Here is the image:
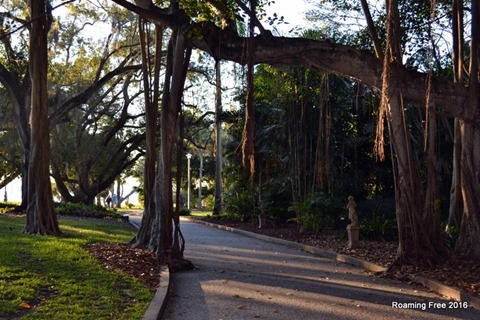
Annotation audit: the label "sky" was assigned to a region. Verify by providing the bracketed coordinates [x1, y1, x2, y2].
[262, 0, 315, 35]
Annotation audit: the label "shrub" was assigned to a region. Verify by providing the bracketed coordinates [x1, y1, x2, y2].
[205, 213, 231, 221]
[179, 207, 191, 216]
[360, 212, 398, 241]
[0, 202, 18, 214]
[267, 207, 293, 226]
[203, 194, 215, 210]
[288, 193, 331, 236]
[224, 187, 257, 222]
[441, 223, 459, 249]
[54, 202, 119, 219]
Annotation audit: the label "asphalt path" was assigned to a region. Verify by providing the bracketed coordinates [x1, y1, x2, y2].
[128, 213, 142, 228]
[128, 215, 479, 320]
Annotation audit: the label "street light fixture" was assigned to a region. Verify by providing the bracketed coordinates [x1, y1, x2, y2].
[197, 149, 204, 210]
[186, 153, 192, 209]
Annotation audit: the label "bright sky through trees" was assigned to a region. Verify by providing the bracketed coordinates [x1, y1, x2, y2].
[264, 0, 315, 35]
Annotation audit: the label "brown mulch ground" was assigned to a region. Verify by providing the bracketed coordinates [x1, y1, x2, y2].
[81, 216, 479, 299]
[84, 242, 161, 292]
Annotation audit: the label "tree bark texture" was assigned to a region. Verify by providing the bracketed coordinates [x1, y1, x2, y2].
[380, 0, 444, 264]
[241, 0, 256, 175]
[456, 0, 480, 258]
[131, 20, 162, 249]
[23, 0, 60, 235]
[154, 29, 191, 262]
[447, 0, 465, 230]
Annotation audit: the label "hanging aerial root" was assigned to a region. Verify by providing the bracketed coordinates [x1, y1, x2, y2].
[241, 108, 255, 175]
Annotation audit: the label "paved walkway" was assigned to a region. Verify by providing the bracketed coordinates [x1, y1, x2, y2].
[160, 220, 479, 320]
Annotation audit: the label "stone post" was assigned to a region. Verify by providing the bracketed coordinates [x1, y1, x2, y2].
[346, 196, 360, 249]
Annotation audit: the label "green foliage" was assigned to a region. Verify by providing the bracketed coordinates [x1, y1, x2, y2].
[0, 202, 18, 214]
[360, 211, 398, 241]
[288, 193, 335, 236]
[223, 59, 395, 232]
[224, 184, 257, 222]
[179, 0, 236, 26]
[0, 216, 151, 319]
[441, 223, 460, 249]
[54, 202, 119, 220]
[179, 207, 191, 216]
[203, 194, 215, 210]
[266, 207, 292, 226]
[204, 213, 234, 222]
[310, 0, 453, 74]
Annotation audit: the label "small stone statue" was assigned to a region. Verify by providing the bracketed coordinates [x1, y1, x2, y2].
[347, 196, 358, 227]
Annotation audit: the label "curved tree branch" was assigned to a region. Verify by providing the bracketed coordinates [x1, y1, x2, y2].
[49, 64, 141, 127]
[110, 0, 473, 125]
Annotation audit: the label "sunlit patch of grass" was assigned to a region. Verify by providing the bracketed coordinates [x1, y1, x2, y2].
[0, 216, 151, 319]
[189, 210, 213, 218]
[59, 222, 135, 243]
[0, 201, 20, 213]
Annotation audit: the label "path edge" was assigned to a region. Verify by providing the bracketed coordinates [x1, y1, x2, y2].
[189, 218, 480, 309]
[143, 265, 171, 320]
[125, 214, 172, 320]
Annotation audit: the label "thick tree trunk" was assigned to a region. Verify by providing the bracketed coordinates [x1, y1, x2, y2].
[388, 94, 444, 264]
[23, 0, 60, 235]
[153, 29, 191, 262]
[456, 0, 480, 257]
[173, 112, 185, 260]
[456, 120, 480, 257]
[448, 120, 463, 228]
[132, 21, 163, 249]
[447, 0, 465, 230]
[381, 0, 444, 265]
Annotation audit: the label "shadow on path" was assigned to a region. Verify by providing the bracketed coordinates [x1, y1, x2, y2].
[162, 221, 479, 320]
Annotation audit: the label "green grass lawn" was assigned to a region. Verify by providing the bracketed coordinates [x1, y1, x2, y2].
[0, 216, 152, 319]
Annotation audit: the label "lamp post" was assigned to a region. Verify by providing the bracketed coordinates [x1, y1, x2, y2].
[186, 153, 192, 209]
[197, 149, 203, 210]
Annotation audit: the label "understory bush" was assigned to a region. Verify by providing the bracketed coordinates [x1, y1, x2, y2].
[441, 223, 460, 249]
[288, 192, 340, 236]
[224, 186, 257, 222]
[0, 202, 18, 213]
[179, 207, 191, 216]
[360, 211, 398, 241]
[54, 202, 119, 219]
[267, 206, 293, 226]
[203, 194, 215, 210]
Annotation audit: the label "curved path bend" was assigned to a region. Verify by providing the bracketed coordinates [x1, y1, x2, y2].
[124, 214, 479, 320]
